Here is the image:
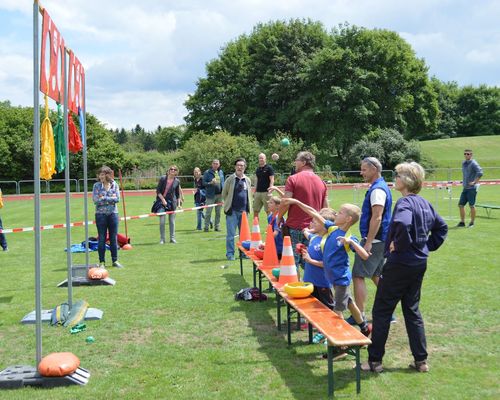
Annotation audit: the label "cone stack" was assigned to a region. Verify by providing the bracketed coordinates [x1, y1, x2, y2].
[261, 224, 279, 269]
[249, 217, 262, 253]
[238, 211, 251, 245]
[278, 236, 298, 285]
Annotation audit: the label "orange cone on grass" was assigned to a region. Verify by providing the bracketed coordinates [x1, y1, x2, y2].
[238, 211, 251, 245]
[249, 216, 262, 252]
[278, 236, 298, 284]
[261, 224, 279, 269]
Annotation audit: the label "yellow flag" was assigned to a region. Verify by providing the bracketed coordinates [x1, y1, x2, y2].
[40, 94, 56, 180]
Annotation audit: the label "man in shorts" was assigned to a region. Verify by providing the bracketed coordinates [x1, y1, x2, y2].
[457, 149, 483, 228]
[253, 153, 274, 220]
[347, 157, 392, 324]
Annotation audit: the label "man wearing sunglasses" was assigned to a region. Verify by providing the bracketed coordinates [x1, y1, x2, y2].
[457, 150, 483, 228]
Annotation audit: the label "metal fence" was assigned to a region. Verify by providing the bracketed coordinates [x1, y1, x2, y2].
[1, 167, 499, 195]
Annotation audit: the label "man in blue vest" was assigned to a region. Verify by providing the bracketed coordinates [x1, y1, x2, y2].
[203, 159, 224, 232]
[347, 157, 392, 324]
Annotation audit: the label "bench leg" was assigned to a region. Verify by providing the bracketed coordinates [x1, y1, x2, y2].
[253, 263, 257, 288]
[276, 292, 282, 331]
[486, 208, 491, 218]
[287, 303, 292, 345]
[327, 344, 334, 397]
[239, 249, 243, 276]
[258, 270, 262, 295]
[355, 346, 361, 394]
[308, 323, 313, 344]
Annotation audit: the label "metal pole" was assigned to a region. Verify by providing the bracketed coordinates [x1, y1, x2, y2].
[82, 77, 89, 267]
[63, 48, 73, 309]
[33, 0, 42, 366]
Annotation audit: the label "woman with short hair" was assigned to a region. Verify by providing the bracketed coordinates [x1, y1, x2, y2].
[92, 166, 123, 268]
[362, 162, 448, 373]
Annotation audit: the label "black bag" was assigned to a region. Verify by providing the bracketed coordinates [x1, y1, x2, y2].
[151, 198, 174, 213]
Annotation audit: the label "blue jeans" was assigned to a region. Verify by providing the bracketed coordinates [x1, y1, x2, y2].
[0, 216, 7, 250]
[195, 202, 205, 230]
[289, 228, 309, 267]
[95, 213, 119, 263]
[226, 210, 243, 258]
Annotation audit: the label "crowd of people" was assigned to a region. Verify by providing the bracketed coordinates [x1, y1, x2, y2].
[2, 148, 487, 374]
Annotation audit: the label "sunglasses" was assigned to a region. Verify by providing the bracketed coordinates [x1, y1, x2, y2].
[464, 153, 472, 156]
[169, 168, 178, 171]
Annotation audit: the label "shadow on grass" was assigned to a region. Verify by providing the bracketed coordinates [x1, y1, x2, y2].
[0, 296, 13, 303]
[222, 271, 378, 398]
[190, 258, 226, 264]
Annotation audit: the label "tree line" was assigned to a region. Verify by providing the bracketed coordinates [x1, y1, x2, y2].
[0, 20, 498, 182]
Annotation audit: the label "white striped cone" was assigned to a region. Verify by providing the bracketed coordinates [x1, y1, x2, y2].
[278, 236, 298, 284]
[249, 216, 262, 252]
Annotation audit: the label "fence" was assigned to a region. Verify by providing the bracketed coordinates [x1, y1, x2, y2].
[1, 167, 499, 195]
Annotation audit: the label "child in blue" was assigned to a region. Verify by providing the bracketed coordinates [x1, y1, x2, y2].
[282, 198, 371, 337]
[301, 208, 337, 309]
[267, 196, 284, 259]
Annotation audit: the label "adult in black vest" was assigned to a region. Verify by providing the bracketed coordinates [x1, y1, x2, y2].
[155, 165, 183, 244]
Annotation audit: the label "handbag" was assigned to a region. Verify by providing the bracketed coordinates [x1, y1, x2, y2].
[151, 198, 163, 213]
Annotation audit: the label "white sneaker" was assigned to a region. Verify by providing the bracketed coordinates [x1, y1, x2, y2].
[159, 239, 165, 244]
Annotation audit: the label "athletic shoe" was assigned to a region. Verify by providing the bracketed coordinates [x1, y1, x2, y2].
[346, 315, 357, 325]
[2, 247, 8, 252]
[112, 261, 124, 268]
[99, 262, 106, 269]
[170, 238, 177, 244]
[468, 222, 474, 228]
[227, 255, 235, 261]
[409, 360, 429, 373]
[361, 361, 384, 373]
[159, 239, 165, 244]
[456, 222, 465, 227]
[312, 333, 325, 344]
[390, 314, 397, 323]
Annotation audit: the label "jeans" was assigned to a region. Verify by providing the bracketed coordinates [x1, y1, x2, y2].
[204, 194, 222, 230]
[288, 228, 308, 267]
[195, 202, 205, 230]
[0, 216, 7, 250]
[226, 210, 243, 258]
[159, 213, 176, 241]
[368, 261, 428, 363]
[95, 213, 119, 263]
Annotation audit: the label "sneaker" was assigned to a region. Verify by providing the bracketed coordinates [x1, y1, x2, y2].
[226, 255, 235, 261]
[203, 228, 209, 232]
[214, 228, 221, 232]
[409, 360, 429, 373]
[345, 315, 357, 325]
[170, 238, 177, 244]
[2, 247, 8, 252]
[468, 222, 474, 228]
[210, 222, 214, 229]
[312, 332, 325, 344]
[112, 261, 124, 268]
[390, 314, 397, 323]
[361, 323, 372, 337]
[159, 239, 165, 244]
[361, 361, 384, 373]
[456, 222, 466, 227]
[99, 262, 106, 269]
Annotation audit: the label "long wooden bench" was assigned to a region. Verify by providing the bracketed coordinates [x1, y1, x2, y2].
[475, 203, 500, 218]
[236, 244, 371, 396]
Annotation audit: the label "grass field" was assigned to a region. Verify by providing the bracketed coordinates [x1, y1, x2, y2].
[1, 186, 499, 399]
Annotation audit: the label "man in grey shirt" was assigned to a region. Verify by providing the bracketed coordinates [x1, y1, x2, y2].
[457, 149, 483, 228]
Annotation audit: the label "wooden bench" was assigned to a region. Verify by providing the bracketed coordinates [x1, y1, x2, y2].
[475, 203, 500, 218]
[237, 245, 371, 396]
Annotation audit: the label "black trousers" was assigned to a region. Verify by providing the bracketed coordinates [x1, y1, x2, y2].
[368, 261, 428, 363]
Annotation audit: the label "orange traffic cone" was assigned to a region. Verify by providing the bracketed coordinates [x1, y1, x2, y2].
[278, 236, 298, 285]
[249, 216, 262, 252]
[238, 211, 251, 245]
[261, 224, 279, 269]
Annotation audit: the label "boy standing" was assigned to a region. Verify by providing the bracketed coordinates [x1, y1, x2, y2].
[267, 196, 284, 259]
[281, 198, 371, 336]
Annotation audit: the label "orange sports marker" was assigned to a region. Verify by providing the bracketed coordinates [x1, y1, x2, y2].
[261, 224, 279, 269]
[249, 216, 262, 253]
[238, 211, 251, 245]
[278, 236, 298, 285]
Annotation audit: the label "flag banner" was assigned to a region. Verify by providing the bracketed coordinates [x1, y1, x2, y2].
[40, 8, 65, 102]
[68, 51, 85, 114]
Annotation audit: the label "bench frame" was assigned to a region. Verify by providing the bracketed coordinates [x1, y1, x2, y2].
[475, 203, 500, 218]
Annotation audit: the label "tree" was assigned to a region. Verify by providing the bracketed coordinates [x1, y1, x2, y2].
[156, 126, 186, 152]
[455, 85, 500, 136]
[429, 78, 460, 139]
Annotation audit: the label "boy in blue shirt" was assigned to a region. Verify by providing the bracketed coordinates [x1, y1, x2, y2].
[282, 198, 371, 337]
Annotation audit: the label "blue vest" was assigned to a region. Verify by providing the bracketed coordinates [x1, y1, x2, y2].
[360, 177, 392, 241]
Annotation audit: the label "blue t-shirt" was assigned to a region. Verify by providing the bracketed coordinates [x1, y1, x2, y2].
[303, 234, 331, 288]
[322, 220, 359, 287]
[231, 176, 249, 212]
[267, 213, 284, 255]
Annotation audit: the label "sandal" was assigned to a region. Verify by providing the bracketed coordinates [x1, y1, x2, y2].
[312, 333, 325, 344]
[361, 361, 384, 373]
[409, 360, 429, 373]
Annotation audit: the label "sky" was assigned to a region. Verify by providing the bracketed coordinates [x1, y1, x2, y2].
[0, 0, 499, 131]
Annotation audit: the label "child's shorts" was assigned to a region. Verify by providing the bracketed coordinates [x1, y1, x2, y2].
[332, 285, 352, 312]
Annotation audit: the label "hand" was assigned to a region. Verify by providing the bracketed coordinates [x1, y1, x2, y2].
[268, 186, 278, 193]
[363, 240, 373, 255]
[162, 199, 167, 206]
[389, 241, 395, 253]
[337, 236, 350, 246]
[469, 181, 476, 186]
[302, 250, 311, 263]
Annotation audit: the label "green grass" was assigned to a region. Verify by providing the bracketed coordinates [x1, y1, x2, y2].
[1, 187, 499, 399]
[419, 136, 500, 181]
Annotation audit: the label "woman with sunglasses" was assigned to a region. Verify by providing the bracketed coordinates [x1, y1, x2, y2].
[155, 165, 183, 244]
